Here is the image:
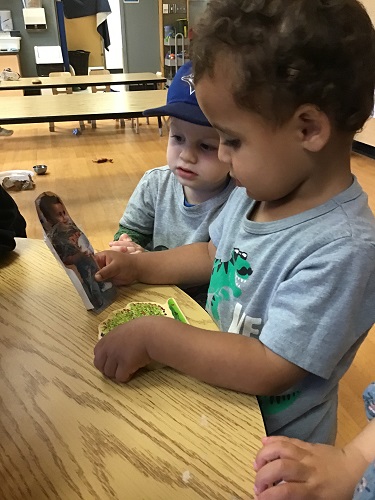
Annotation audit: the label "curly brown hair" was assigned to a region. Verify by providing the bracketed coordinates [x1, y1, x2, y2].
[192, 0, 375, 132]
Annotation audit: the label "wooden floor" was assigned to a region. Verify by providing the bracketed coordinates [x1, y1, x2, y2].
[2, 119, 375, 448]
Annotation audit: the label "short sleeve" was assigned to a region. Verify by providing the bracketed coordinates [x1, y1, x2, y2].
[260, 238, 375, 379]
[119, 171, 157, 236]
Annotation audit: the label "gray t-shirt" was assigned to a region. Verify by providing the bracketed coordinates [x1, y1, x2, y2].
[120, 166, 235, 250]
[208, 178, 375, 444]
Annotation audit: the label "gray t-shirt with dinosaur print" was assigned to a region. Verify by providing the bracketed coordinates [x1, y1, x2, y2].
[208, 178, 375, 444]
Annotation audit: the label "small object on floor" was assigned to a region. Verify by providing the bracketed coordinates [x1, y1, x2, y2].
[2, 174, 35, 191]
[0, 128, 13, 137]
[33, 164, 48, 175]
[92, 158, 113, 163]
[72, 128, 81, 135]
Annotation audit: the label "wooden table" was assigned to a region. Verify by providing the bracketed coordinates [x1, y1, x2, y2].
[0, 90, 168, 134]
[0, 72, 166, 92]
[0, 239, 265, 500]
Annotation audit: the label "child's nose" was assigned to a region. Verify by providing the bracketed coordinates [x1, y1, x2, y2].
[218, 143, 231, 164]
[179, 146, 197, 164]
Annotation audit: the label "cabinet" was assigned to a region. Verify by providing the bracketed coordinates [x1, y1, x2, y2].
[159, 0, 189, 87]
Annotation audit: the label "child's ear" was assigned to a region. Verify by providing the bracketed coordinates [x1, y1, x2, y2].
[294, 104, 331, 152]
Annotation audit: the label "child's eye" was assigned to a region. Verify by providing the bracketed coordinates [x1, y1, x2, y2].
[171, 134, 183, 143]
[201, 143, 217, 152]
[222, 139, 241, 149]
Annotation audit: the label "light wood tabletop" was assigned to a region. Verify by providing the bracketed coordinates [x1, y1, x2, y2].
[0, 72, 166, 91]
[0, 89, 168, 125]
[0, 238, 265, 500]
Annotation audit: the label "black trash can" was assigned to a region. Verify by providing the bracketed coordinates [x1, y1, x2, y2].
[68, 50, 90, 90]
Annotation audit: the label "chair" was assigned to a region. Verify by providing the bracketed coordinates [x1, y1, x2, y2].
[89, 68, 111, 94]
[48, 72, 85, 132]
[89, 69, 152, 133]
[89, 69, 125, 129]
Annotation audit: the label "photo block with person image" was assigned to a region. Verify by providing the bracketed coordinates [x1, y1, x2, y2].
[35, 191, 116, 312]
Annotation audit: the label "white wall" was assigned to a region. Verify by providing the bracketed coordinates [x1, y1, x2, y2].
[105, 0, 123, 70]
[0, 0, 60, 76]
[355, 0, 375, 146]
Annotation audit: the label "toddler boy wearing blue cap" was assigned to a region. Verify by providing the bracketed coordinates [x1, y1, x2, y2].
[109, 61, 234, 258]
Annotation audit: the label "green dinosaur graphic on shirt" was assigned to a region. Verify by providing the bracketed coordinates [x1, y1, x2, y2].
[208, 248, 253, 320]
[258, 392, 301, 416]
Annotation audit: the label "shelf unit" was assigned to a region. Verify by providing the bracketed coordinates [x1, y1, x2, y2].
[159, 0, 189, 87]
[164, 34, 189, 86]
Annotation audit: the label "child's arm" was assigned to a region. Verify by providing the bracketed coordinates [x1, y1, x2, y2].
[94, 314, 306, 394]
[112, 169, 158, 252]
[252, 422, 375, 500]
[94, 241, 306, 393]
[95, 241, 214, 287]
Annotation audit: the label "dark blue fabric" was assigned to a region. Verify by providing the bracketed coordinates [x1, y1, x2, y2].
[97, 19, 110, 51]
[57, 2, 70, 71]
[61, 0, 111, 50]
[61, 0, 110, 19]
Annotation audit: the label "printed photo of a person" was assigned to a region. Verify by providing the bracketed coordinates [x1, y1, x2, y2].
[35, 192, 116, 311]
[37, 191, 94, 253]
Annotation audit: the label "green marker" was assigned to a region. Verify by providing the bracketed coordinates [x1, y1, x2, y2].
[168, 298, 189, 324]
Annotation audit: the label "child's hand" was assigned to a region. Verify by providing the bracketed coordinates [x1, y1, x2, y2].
[94, 250, 138, 285]
[109, 234, 144, 254]
[253, 435, 362, 500]
[94, 317, 152, 382]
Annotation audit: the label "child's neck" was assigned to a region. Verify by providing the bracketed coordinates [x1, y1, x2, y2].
[250, 136, 353, 222]
[184, 178, 230, 205]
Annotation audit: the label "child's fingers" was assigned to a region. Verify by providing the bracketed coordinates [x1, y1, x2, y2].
[94, 252, 125, 282]
[102, 356, 119, 379]
[254, 458, 310, 496]
[126, 245, 144, 254]
[93, 250, 111, 270]
[109, 240, 131, 248]
[118, 234, 133, 242]
[109, 241, 136, 252]
[261, 435, 308, 448]
[255, 481, 311, 500]
[255, 440, 309, 469]
[93, 340, 108, 372]
[109, 244, 129, 253]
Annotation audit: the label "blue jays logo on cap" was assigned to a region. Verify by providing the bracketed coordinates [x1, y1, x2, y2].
[143, 61, 211, 127]
[181, 72, 195, 95]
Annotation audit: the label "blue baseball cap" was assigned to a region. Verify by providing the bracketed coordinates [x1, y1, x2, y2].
[143, 61, 211, 127]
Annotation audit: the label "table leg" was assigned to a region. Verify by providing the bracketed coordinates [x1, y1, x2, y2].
[157, 116, 163, 137]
